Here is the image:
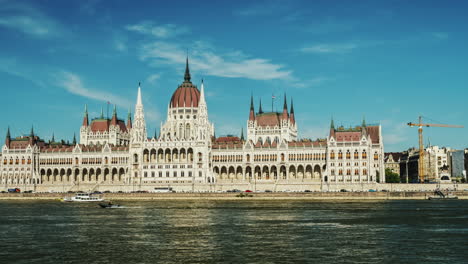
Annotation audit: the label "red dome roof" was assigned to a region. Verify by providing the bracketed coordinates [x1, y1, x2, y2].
[170, 82, 200, 108]
[169, 57, 200, 108]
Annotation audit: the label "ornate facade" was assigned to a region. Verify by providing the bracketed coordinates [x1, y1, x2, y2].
[0, 60, 385, 192]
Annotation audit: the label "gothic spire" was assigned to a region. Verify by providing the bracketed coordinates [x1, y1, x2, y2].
[289, 98, 295, 124]
[184, 56, 191, 82]
[249, 94, 255, 121]
[111, 105, 118, 126]
[5, 126, 11, 147]
[282, 93, 288, 120]
[73, 133, 77, 145]
[82, 104, 89, 127]
[127, 108, 132, 129]
[362, 116, 366, 127]
[154, 128, 158, 140]
[330, 116, 335, 129]
[52, 133, 55, 143]
[30, 126, 34, 137]
[137, 82, 142, 106]
[100, 107, 104, 119]
[240, 127, 244, 141]
[259, 98, 263, 114]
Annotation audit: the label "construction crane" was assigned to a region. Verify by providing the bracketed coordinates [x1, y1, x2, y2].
[407, 116, 463, 183]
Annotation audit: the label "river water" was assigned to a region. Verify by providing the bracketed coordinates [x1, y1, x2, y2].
[0, 200, 467, 263]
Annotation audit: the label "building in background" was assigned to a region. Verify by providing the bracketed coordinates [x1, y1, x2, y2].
[384, 152, 402, 175]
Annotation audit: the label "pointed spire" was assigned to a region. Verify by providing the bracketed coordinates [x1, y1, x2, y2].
[249, 94, 255, 121]
[199, 78, 206, 105]
[361, 116, 367, 136]
[127, 108, 132, 129]
[362, 116, 366, 127]
[184, 56, 191, 82]
[51, 133, 55, 143]
[259, 98, 263, 114]
[100, 107, 104, 119]
[73, 133, 77, 145]
[5, 126, 11, 147]
[30, 126, 34, 137]
[82, 104, 89, 127]
[136, 83, 142, 106]
[330, 116, 335, 129]
[289, 98, 295, 124]
[240, 127, 244, 141]
[154, 128, 158, 139]
[111, 105, 118, 126]
[282, 93, 289, 120]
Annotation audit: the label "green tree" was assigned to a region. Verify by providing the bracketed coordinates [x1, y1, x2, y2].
[385, 168, 400, 183]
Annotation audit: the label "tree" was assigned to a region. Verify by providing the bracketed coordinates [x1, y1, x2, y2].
[385, 168, 400, 183]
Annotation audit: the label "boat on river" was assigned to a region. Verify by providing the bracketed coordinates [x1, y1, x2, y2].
[63, 193, 104, 202]
[428, 190, 458, 200]
[98, 202, 122, 208]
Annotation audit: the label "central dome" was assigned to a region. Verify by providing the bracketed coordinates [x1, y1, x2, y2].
[169, 58, 200, 108]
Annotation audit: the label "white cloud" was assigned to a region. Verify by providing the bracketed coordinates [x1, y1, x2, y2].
[300, 43, 357, 54]
[140, 41, 292, 80]
[431, 32, 449, 40]
[0, 3, 62, 37]
[114, 39, 127, 52]
[146, 73, 160, 84]
[126, 21, 189, 39]
[55, 71, 132, 108]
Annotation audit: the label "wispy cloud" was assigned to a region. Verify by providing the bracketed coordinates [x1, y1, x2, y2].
[146, 73, 160, 84]
[299, 43, 358, 54]
[126, 21, 189, 39]
[0, 2, 63, 37]
[0, 58, 46, 87]
[140, 41, 292, 80]
[431, 32, 449, 40]
[55, 71, 132, 108]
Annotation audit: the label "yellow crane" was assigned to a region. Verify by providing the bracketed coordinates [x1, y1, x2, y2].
[407, 116, 463, 183]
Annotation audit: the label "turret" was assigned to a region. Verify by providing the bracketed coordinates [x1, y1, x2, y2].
[82, 104, 89, 127]
[249, 95, 255, 121]
[282, 93, 288, 120]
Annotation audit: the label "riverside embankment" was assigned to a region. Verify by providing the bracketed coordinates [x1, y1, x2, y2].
[1, 191, 468, 200]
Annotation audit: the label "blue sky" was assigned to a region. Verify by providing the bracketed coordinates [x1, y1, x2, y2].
[0, 0, 467, 151]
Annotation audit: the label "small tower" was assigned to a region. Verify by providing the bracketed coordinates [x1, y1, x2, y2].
[329, 116, 335, 138]
[240, 127, 245, 141]
[73, 133, 77, 145]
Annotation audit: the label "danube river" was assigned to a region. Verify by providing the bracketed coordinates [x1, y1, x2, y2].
[0, 200, 467, 263]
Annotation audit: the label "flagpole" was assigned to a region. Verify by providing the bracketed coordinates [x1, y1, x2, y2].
[271, 94, 274, 112]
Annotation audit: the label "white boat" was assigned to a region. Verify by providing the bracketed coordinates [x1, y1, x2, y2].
[63, 193, 104, 202]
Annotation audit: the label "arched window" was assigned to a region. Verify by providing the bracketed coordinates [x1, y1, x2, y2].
[346, 150, 351, 159]
[133, 154, 138, 163]
[338, 151, 343, 160]
[374, 152, 379, 161]
[330, 151, 335, 159]
[362, 150, 367, 159]
[354, 150, 359, 159]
